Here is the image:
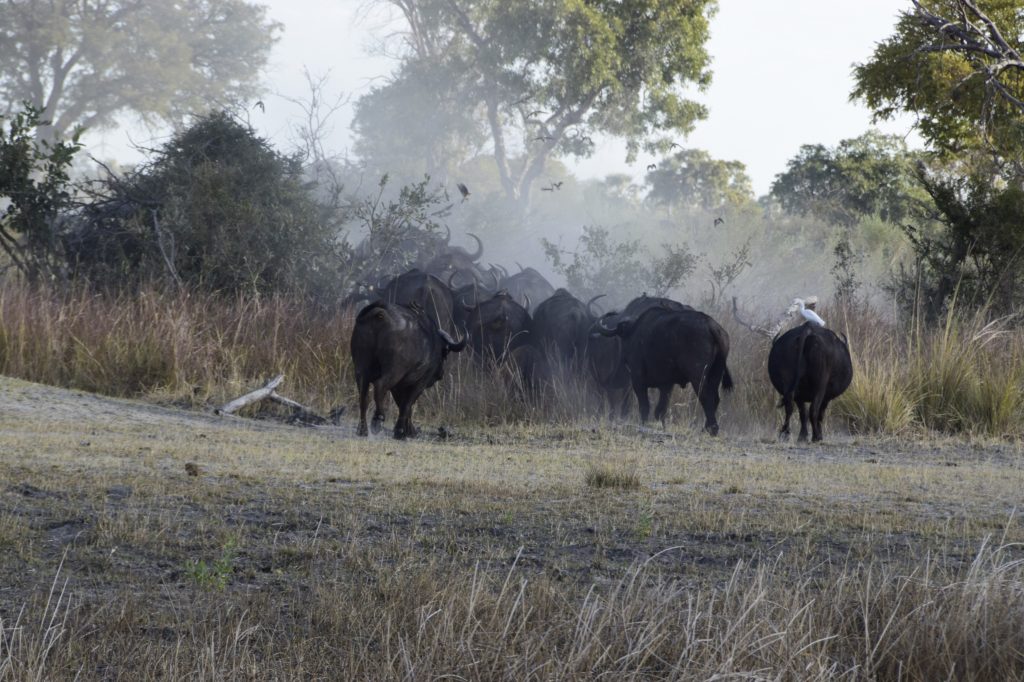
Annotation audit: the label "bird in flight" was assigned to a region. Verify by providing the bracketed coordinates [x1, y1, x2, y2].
[456, 183, 470, 202]
[527, 110, 547, 118]
[253, 100, 265, 113]
[646, 163, 657, 172]
[534, 135, 555, 142]
[713, 217, 724, 227]
[670, 142, 682, 150]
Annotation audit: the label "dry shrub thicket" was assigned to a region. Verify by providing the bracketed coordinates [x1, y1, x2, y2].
[1, 280, 1024, 436]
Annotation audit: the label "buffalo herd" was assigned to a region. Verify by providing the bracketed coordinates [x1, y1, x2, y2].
[348, 235, 853, 441]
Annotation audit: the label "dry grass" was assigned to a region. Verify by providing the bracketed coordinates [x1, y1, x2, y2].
[4, 280, 1024, 439]
[1, 376, 1024, 678]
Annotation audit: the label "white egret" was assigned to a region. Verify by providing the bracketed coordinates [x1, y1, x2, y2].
[794, 298, 826, 327]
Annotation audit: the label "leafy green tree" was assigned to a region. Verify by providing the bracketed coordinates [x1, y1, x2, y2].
[70, 112, 341, 296]
[770, 131, 924, 228]
[0, 105, 82, 283]
[359, 0, 717, 209]
[852, 0, 1024, 156]
[542, 226, 696, 304]
[0, 0, 280, 142]
[645, 148, 752, 214]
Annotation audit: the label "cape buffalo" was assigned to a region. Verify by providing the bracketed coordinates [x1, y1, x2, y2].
[585, 295, 694, 419]
[422, 233, 486, 288]
[769, 322, 853, 442]
[464, 291, 531, 362]
[351, 301, 467, 439]
[378, 269, 456, 334]
[598, 306, 733, 434]
[499, 266, 556, 313]
[529, 289, 603, 366]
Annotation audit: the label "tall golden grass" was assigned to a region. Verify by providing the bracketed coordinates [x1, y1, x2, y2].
[2, 280, 1023, 436]
[3, 540, 1024, 679]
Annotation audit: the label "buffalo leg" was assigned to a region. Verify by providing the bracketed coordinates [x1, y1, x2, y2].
[812, 395, 831, 443]
[609, 386, 631, 420]
[634, 381, 651, 424]
[356, 374, 371, 437]
[392, 384, 426, 439]
[780, 396, 794, 440]
[653, 385, 674, 427]
[797, 402, 809, 442]
[697, 382, 721, 436]
[370, 381, 389, 434]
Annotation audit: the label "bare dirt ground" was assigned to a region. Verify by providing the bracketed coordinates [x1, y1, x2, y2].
[1, 375, 1023, 677]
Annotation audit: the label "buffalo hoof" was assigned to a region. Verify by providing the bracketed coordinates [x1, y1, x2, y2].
[778, 430, 790, 442]
[370, 414, 385, 434]
[797, 433, 809, 443]
[704, 424, 719, 437]
[356, 422, 368, 437]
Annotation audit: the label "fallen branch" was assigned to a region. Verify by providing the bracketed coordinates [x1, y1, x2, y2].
[215, 375, 343, 426]
[216, 375, 284, 415]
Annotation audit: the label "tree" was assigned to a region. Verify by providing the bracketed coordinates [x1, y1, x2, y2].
[0, 104, 82, 283]
[0, 0, 281, 142]
[770, 131, 924, 228]
[645, 148, 752, 214]
[852, 0, 1024, 156]
[68, 112, 342, 296]
[358, 0, 717, 210]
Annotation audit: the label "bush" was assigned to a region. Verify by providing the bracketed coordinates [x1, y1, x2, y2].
[67, 111, 343, 296]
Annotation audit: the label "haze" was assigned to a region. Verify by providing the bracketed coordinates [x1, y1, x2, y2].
[88, 0, 919, 195]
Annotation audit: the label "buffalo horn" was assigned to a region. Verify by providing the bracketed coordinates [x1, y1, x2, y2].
[523, 293, 531, 311]
[467, 233, 483, 261]
[439, 328, 468, 352]
[447, 271, 458, 289]
[586, 294, 606, 318]
[490, 269, 500, 291]
[443, 225, 451, 244]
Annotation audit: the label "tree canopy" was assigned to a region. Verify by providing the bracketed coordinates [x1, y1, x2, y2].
[645, 148, 752, 213]
[770, 131, 924, 228]
[356, 0, 717, 208]
[0, 0, 281, 141]
[852, 0, 1024, 157]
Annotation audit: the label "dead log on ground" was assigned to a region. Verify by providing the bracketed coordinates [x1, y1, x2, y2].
[216, 374, 343, 426]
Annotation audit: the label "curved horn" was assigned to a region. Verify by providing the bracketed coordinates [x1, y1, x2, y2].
[586, 294, 606, 318]
[523, 293, 531, 311]
[594, 318, 622, 337]
[498, 264, 509, 279]
[443, 224, 451, 244]
[447, 271, 458, 289]
[466, 233, 483, 261]
[439, 328, 468, 352]
[516, 261, 525, 273]
[490, 269, 500, 291]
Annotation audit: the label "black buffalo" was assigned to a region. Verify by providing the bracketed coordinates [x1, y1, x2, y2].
[499, 266, 556, 313]
[377, 269, 456, 334]
[598, 306, 733, 434]
[351, 301, 467, 439]
[768, 322, 853, 442]
[529, 289, 603, 366]
[422, 233, 486, 288]
[585, 295, 693, 419]
[463, 291, 532, 362]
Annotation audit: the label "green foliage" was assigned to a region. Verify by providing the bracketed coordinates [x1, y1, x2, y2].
[542, 226, 697, 305]
[0, 0, 280, 140]
[70, 112, 343, 296]
[770, 131, 925, 228]
[357, 0, 717, 207]
[343, 175, 452, 290]
[185, 538, 238, 591]
[0, 105, 83, 283]
[645, 148, 754, 212]
[852, 0, 1024, 157]
[894, 161, 1024, 317]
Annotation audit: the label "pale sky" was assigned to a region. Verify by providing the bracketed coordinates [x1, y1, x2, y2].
[88, 0, 920, 196]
